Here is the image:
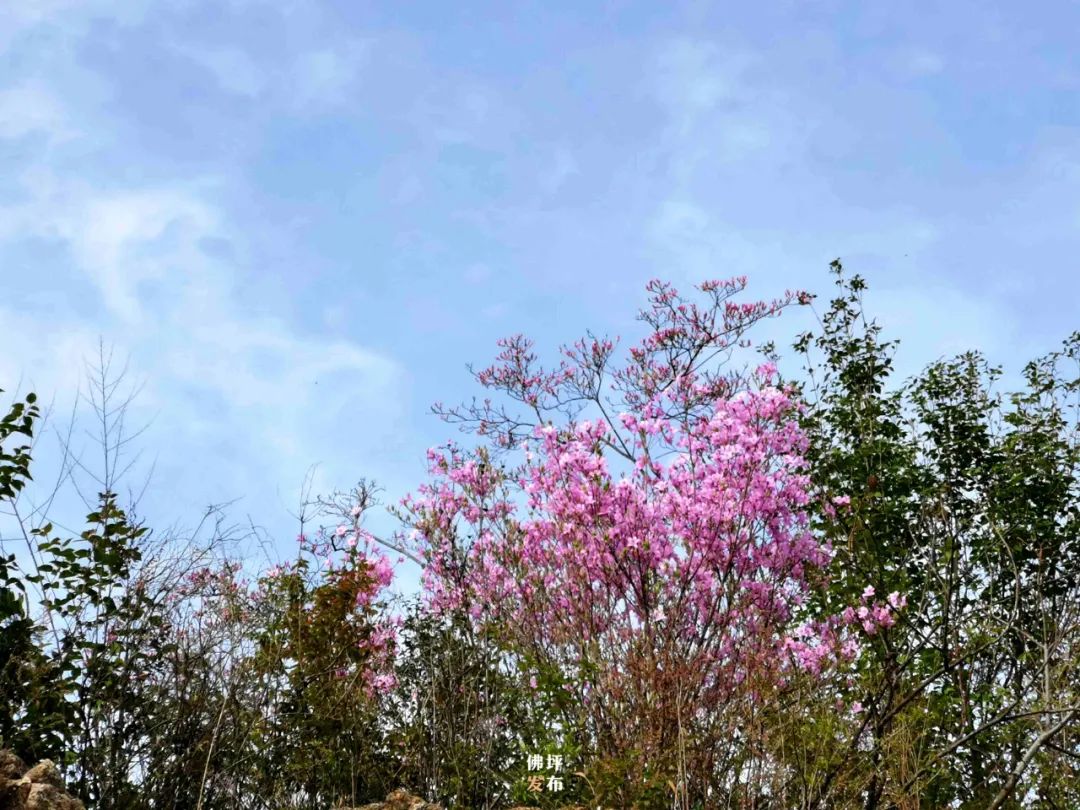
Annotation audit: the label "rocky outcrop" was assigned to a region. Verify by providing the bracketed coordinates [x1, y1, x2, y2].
[0, 751, 84, 810]
[350, 789, 443, 809]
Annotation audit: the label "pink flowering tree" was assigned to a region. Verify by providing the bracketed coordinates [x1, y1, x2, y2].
[400, 278, 901, 805]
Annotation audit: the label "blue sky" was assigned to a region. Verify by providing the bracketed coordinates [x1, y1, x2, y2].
[2, 1, 1079, 574]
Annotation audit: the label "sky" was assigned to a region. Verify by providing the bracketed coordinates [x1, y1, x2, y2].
[2, 1, 1079, 580]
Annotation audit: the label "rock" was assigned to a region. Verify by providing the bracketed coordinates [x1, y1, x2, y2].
[385, 788, 439, 810]
[21, 764, 62, 791]
[24, 783, 83, 810]
[0, 751, 25, 781]
[0, 751, 83, 810]
[0, 778, 31, 810]
[0, 749, 29, 810]
[347, 788, 442, 810]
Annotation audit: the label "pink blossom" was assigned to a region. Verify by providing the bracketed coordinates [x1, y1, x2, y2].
[404, 276, 878, 759]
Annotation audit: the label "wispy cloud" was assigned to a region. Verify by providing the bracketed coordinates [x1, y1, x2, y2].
[0, 8, 408, 541]
[0, 81, 73, 140]
[1, 171, 406, 529]
[178, 44, 267, 98]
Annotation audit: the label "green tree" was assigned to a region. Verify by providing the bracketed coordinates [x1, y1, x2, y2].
[785, 261, 1080, 808]
[0, 389, 68, 762]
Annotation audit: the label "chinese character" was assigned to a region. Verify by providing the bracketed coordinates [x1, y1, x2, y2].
[527, 775, 545, 793]
[526, 753, 544, 771]
[547, 775, 564, 792]
[546, 754, 563, 773]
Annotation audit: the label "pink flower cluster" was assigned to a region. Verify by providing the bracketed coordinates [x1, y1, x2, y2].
[404, 277, 905, 731]
[780, 585, 905, 676]
[409, 366, 902, 706]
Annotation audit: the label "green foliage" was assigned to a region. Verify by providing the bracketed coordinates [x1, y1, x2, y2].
[241, 558, 395, 808]
[787, 261, 1080, 808]
[0, 390, 60, 762]
[387, 604, 547, 809]
[0, 388, 172, 807]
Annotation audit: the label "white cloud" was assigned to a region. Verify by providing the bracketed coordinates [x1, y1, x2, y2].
[540, 146, 579, 194]
[178, 45, 267, 98]
[647, 37, 808, 194]
[463, 263, 491, 284]
[79, 191, 218, 320]
[0, 0, 149, 49]
[0, 41, 407, 536]
[651, 39, 757, 136]
[413, 83, 501, 146]
[1, 171, 407, 532]
[643, 192, 1014, 384]
[654, 40, 740, 110]
[0, 167, 219, 323]
[0, 81, 73, 140]
[905, 49, 946, 77]
[0, 306, 101, 407]
[289, 40, 371, 109]
[648, 199, 813, 283]
[867, 282, 1027, 384]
